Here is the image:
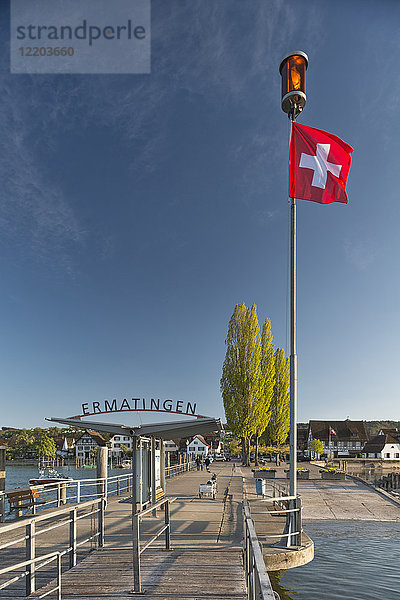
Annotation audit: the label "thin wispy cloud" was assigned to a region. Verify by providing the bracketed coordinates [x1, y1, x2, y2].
[0, 0, 324, 272]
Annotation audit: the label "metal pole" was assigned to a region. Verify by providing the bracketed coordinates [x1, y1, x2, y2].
[132, 436, 137, 521]
[69, 508, 77, 568]
[57, 552, 62, 600]
[99, 498, 105, 547]
[26, 521, 35, 595]
[164, 499, 171, 550]
[132, 512, 142, 593]
[289, 109, 298, 546]
[151, 437, 156, 516]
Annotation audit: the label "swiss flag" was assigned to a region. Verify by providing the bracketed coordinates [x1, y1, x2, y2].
[289, 122, 353, 204]
[330, 427, 337, 435]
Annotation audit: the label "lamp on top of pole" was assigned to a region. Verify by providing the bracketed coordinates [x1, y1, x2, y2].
[279, 50, 308, 547]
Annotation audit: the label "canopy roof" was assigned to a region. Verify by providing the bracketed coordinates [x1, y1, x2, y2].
[46, 416, 223, 439]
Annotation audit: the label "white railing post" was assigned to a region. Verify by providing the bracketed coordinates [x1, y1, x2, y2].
[99, 498, 105, 547]
[76, 480, 81, 503]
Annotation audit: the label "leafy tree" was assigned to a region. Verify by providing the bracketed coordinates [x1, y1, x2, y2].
[224, 438, 241, 457]
[36, 435, 56, 459]
[221, 303, 261, 465]
[120, 444, 128, 457]
[309, 438, 324, 458]
[221, 303, 274, 465]
[14, 430, 36, 458]
[262, 348, 290, 446]
[252, 318, 275, 465]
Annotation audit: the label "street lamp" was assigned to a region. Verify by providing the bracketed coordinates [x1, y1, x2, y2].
[279, 51, 308, 119]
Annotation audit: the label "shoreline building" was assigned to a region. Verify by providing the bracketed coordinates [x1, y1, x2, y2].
[362, 430, 400, 460]
[307, 420, 369, 458]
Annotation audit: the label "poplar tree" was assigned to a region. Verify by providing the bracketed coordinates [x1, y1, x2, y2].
[262, 348, 290, 446]
[220, 303, 262, 465]
[251, 318, 275, 465]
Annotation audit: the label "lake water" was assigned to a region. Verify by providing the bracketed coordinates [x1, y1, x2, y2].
[270, 520, 400, 600]
[5, 464, 125, 489]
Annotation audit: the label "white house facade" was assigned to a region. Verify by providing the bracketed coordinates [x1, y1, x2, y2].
[108, 435, 133, 457]
[187, 435, 210, 456]
[362, 433, 400, 459]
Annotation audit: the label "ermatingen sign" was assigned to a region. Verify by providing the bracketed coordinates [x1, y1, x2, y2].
[71, 397, 205, 419]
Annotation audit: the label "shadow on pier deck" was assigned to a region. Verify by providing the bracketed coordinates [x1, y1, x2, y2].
[30, 465, 249, 599]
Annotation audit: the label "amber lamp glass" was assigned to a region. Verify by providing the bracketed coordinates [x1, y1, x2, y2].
[279, 51, 308, 115]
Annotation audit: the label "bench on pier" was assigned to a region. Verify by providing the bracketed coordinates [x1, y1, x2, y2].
[6, 488, 46, 515]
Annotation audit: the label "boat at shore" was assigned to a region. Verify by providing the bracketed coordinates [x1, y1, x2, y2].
[29, 468, 73, 485]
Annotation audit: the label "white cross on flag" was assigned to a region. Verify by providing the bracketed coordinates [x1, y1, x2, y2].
[289, 122, 353, 204]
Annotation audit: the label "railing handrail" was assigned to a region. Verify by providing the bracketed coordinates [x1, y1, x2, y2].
[0, 549, 61, 577]
[0, 550, 62, 600]
[243, 500, 276, 600]
[132, 496, 174, 593]
[0, 496, 103, 534]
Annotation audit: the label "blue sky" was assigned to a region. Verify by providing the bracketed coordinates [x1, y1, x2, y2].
[0, 0, 399, 428]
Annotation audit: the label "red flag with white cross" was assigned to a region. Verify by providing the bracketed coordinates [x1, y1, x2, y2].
[289, 122, 353, 204]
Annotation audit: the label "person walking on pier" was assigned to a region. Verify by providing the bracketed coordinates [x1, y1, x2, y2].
[204, 457, 211, 472]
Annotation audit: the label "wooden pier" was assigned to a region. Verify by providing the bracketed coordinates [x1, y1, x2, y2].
[6, 466, 248, 599]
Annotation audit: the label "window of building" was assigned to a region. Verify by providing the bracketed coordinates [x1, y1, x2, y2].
[395, 453, 399, 458]
[385, 453, 390, 458]
[115, 436, 120, 441]
[84, 446, 90, 451]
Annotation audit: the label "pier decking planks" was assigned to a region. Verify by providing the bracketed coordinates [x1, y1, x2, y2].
[30, 548, 247, 599]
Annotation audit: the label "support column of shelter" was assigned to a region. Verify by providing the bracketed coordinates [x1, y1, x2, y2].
[134, 437, 143, 513]
[151, 437, 156, 516]
[160, 439, 165, 492]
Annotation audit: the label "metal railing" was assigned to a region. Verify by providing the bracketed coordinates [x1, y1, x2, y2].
[0, 551, 62, 600]
[251, 479, 302, 547]
[243, 500, 276, 600]
[1, 463, 195, 522]
[165, 460, 196, 478]
[132, 497, 175, 594]
[0, 472, 130, 522]
[0, 497, 105, 597]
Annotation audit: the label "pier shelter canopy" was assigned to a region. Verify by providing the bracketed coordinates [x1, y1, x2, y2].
[47, 415, 223, 509]
[46, 415, 223, 440]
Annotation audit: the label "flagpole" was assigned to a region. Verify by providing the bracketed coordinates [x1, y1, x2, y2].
[289, 110, 298, 545]
[280, 51, 308, 547]
[329, 427, 331, 459]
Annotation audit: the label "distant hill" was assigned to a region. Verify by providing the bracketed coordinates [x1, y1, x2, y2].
[365, 420, 400, 437]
